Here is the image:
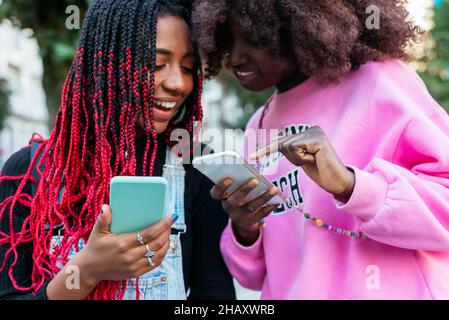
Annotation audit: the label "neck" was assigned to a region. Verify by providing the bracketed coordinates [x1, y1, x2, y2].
[276, 70, 308, 93]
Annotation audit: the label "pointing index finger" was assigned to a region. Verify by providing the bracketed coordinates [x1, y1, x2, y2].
[250, 136, 288, 160]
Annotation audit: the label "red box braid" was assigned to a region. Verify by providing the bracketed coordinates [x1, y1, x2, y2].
[0, 0, 202, 300]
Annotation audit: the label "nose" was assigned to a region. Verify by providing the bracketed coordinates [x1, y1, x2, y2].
[227, 43, 247, 68]
[161, 67, 186, 95]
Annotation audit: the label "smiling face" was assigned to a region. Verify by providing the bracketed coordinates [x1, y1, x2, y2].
[138, 15, 196, 134]
[226, 19, 301, 93]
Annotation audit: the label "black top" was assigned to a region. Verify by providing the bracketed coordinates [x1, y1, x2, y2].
[0, 139, 235, 300]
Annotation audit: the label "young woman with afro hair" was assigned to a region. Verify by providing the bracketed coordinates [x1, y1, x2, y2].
[192, 0, 449, 299]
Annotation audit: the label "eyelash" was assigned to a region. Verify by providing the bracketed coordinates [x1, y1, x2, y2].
[155, 65, 194, 74]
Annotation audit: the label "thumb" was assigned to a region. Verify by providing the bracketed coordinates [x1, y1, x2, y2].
[92, 204, 112, 235]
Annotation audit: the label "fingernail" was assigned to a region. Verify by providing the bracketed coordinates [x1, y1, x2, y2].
[172, 214, 179, 222]
[263, 204, 279, 213]
[249, 179, 258, 188]
[223, 192, 230, 199]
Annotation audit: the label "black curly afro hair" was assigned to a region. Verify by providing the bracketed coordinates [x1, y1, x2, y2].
[192, 0, 422, 83]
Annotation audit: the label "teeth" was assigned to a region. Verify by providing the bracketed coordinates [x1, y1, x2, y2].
[237, 71, 256, 77]
[155, 100, 176, 109]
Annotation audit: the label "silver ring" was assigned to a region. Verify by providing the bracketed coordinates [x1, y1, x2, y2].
[247, 205, 255, 213]
[145, 243, 156, 266]
[146, 256, 155, 267]
[144, 244, 155, 259]
[136, 231, 145, 245]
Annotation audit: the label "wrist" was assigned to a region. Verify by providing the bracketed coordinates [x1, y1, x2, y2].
[232, 222, 260, 246]
[46, 249, 100, 300]
[71, 249, 101, 288]
[334, 167, 355, 202]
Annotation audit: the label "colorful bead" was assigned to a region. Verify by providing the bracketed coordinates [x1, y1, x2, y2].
[297, 208, 364, 240]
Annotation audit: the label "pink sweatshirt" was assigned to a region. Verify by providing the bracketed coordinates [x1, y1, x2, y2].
[220, 60, 449, 299]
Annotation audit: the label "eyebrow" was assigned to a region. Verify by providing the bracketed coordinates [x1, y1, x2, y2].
[156, 48, 196, 59]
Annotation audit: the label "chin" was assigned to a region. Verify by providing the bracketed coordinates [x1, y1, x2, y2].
[154, 122, 169, 134]
[241, 82, 271, 93]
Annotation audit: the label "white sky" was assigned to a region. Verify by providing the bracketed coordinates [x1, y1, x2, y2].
[407, 0, 434, 30]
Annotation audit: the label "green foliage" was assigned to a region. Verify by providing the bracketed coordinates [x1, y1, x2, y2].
[0, 78, 10, 131]
[419, 1, 449, 112]
[0, 0, 89, 127]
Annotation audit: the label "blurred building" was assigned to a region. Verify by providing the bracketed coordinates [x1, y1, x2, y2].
[0, 20, 49, 169]
[201, 80, 245, 154]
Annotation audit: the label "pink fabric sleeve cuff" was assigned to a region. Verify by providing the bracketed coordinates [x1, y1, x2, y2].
[222, 219, 264, 259]
[333, 165, 389, 222]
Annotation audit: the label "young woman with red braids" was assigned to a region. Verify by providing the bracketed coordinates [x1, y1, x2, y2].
[0, 0, 235, 300]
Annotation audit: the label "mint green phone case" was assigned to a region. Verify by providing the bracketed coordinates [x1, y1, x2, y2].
[109, 176, 167, 234]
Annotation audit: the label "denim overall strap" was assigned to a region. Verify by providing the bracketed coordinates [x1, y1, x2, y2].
[121, 148, 188, 300]
[161, 148, 187, 300]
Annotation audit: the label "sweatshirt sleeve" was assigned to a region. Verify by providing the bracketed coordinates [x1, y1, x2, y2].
[335, 87, 449, 252]
[220, 220, 266, 290]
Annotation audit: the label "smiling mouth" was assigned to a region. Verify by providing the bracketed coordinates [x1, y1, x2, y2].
[154, 100, 177, 111]
[233, 69, 259, 83]
[235, 71, 257, 77]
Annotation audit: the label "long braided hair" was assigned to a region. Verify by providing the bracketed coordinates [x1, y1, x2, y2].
[0, 0, 202, 300]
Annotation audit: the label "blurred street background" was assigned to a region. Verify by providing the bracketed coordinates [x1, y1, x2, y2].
[0, 0, 448, 299]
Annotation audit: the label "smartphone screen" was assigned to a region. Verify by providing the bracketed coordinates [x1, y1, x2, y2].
[193, 151, 285, 205]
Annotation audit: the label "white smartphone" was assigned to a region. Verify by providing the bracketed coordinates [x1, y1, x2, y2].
[192, 150, 285, 205]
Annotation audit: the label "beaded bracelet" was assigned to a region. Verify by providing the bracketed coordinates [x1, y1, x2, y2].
[297, 207, 367, 239]
[260, 205, 367, 239]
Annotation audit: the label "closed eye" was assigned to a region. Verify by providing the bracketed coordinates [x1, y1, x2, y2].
[182, 66, 194, 74]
